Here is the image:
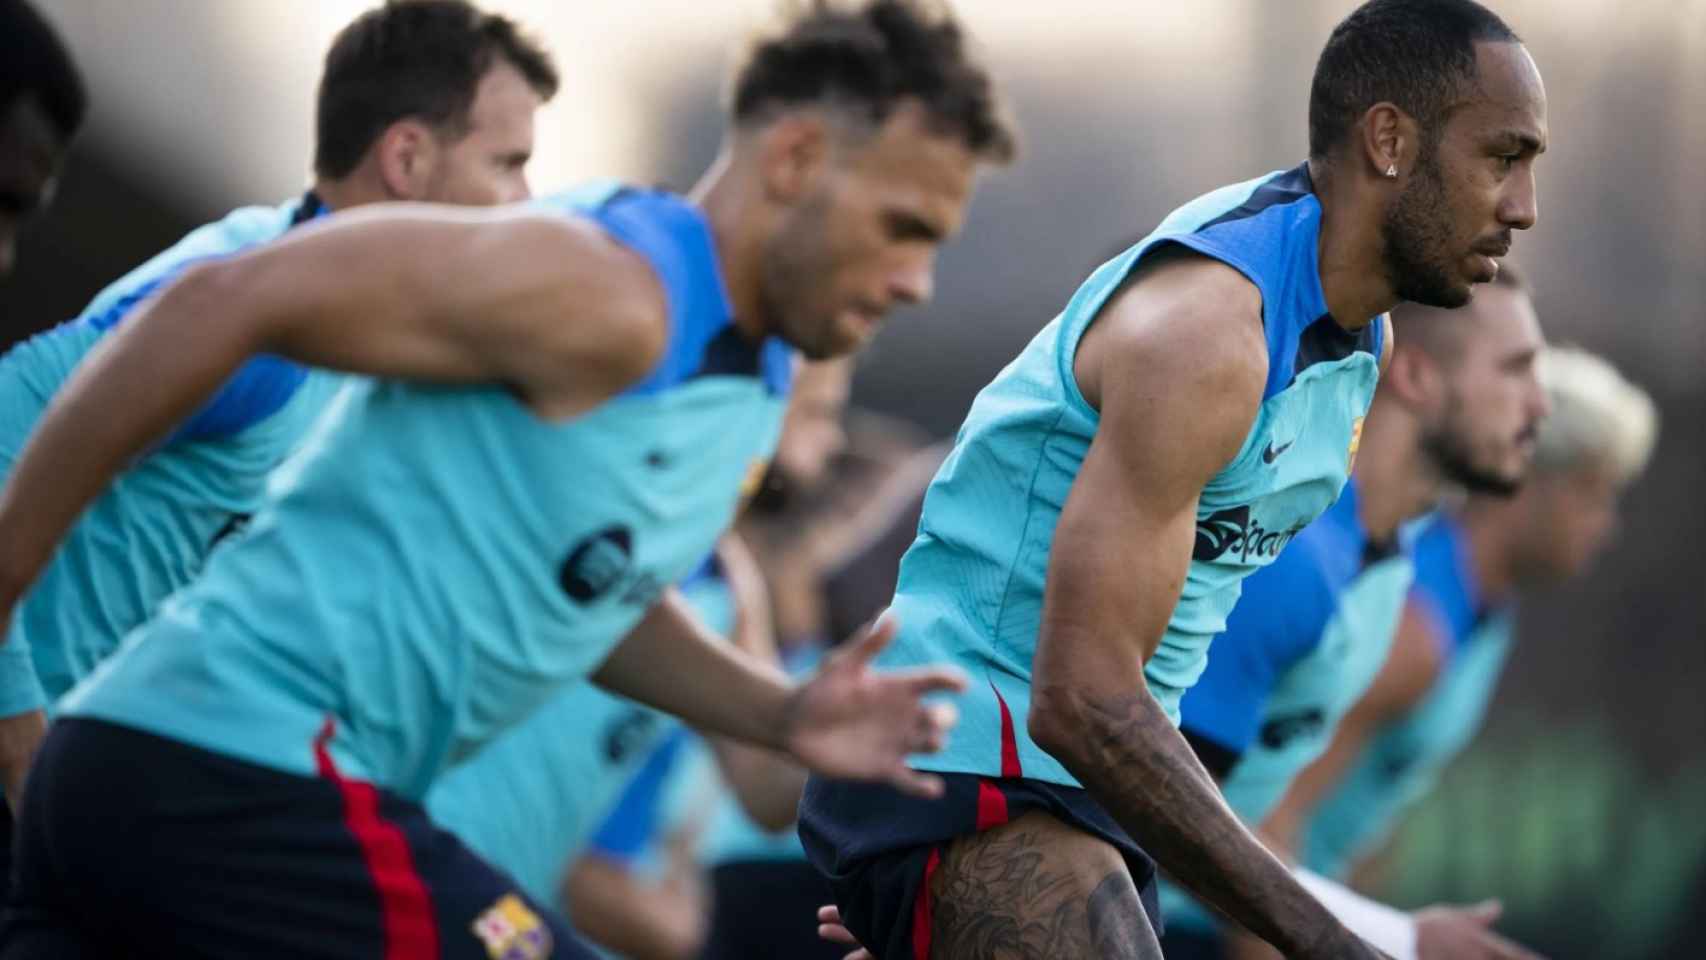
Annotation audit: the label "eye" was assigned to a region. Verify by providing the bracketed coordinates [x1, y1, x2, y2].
[1495, 153, 1518, 172]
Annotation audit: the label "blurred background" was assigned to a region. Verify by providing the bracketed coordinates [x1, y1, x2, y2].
[3, 2, 1701, 956]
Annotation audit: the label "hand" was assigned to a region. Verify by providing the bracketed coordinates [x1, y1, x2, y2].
[816, 904, 874, 960]
[1415, 901, 1545, 960]
[781, 614, 965, 798]
[1297, 928, 1395, 960]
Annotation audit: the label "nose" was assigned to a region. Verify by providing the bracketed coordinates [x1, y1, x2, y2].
[1500, 167, 1538, 231]
[1529, 372, 1552, 421]
[889, 253, 935, 307]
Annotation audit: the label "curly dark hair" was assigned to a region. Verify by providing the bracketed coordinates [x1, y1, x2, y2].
[1309, 0, 1519, 160]
[731, 0, 1016, 163]
[314, 0, 558, 180]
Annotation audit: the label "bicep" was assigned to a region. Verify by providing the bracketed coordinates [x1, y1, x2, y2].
[227, 205, 667, 407]
[1036, 260, 1267, 695]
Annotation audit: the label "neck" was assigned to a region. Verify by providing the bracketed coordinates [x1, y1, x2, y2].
[1309, 155, 1402, 333]
[1352, 393, 1441, 543]
[690, 148, 769, 342]
[1456, 496, 1523, 607]
[308, 169, 394, 213]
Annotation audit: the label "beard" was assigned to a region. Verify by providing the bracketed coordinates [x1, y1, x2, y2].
[1380, 151, 1470, 309]
[1422, 394, 1524, 497]
[759, 193, 839, 360]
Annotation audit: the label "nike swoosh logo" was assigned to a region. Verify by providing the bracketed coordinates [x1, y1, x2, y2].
[1262, 440, 1294, 464]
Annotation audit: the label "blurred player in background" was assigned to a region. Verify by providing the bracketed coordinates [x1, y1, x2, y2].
[801, 1, 1545, 956]
[0, 1, 1014, 956]
[0, 0, 87, 279]
[1158, 267, 1548, 960]
[0, 0, 556, 895]
[1263, 345, 1658, 929]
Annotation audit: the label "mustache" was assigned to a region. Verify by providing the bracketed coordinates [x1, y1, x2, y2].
[1475, 233, 1513, 257]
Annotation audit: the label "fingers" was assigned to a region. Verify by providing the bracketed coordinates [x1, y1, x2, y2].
[1483, 930, 1544, 960]
[817, 903, 875, 960]
[1463, 900, 1503, 926]
[839, 612, 898, 666]
[895, 664, 970, 696]
[817, 923, 859, 945]
[887, 761, 946, 799]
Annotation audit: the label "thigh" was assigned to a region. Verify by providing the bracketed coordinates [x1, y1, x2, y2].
[927, 810, 1161, 960]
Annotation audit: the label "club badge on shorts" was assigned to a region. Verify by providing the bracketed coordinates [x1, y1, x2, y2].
[472, 893, 553, 960]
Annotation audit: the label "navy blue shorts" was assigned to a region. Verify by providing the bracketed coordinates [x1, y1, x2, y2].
[0, 716, 598, 960]
[798, 773, 1161, 960]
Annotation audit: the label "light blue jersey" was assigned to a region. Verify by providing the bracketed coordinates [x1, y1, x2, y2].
[1160, 478, 1414, 932]
[883, 164, 1384, 785]
[1303, 515, 1514, 878]
[62, 184, 795, 801]
[0, 195, 343, 718]
[425, 565, 734, 907]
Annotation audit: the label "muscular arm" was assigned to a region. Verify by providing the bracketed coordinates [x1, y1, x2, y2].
[1026, 253, 1370, 958]
[0, 203, 667, 612]
[1260, 597, 1445, 856]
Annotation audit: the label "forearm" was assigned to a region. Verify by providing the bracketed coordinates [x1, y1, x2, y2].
[0, 708, 47, 809]
[1292, 868, 1416, 960]
[565, 856, 705, 960]
[708, 737, 808, 831]
[0, 269, 255, 601]
[593, 591, 793, 751]
[1036, 680, 1347, 957]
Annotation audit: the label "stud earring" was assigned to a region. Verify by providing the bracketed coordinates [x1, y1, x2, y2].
[1385, 164, 1397, 178]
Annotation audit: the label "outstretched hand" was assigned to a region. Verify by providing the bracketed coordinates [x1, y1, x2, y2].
[782, 615, 965, 798]
[1415, 901, 1545, 960]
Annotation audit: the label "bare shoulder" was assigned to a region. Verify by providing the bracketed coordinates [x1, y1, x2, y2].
[1076, 247, 1268, 418]
[478, 207, 672, 403]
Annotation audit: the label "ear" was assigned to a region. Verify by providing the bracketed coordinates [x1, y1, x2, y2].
[1385, 343, 1445, 413]
[372, 119, 439, 201]
[1358, 102, 1419, 181]
[755, 113, 833, 206]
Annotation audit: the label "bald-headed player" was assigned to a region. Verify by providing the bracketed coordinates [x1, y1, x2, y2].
[0, 0, 87, 280]
[800, 1, 1547, 957]
[1277, 345, 1658, 897]
[0, 0, 560, 813]
[1158, 266, 1549, 960]
[0, 2, 1014, 956]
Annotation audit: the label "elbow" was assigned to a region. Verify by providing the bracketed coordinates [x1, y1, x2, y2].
[1027, 682, 1095, 770]
[744, 797, 797, 834]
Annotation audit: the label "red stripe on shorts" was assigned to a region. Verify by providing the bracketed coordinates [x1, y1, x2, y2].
[314, 717, 440, 960]
[911, 845, 943, 960]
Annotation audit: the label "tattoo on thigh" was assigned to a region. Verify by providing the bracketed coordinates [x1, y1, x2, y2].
[928, 828, 1157, 959]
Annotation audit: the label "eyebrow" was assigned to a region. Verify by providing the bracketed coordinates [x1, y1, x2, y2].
[1492, 130, 1546, 155]
[886, 209, 945, 243]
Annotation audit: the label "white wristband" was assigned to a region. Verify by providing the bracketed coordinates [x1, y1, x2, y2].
[1292, 867, 1418, 960]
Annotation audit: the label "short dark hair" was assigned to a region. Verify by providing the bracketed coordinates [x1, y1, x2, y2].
[730, 0, 1016, 164]
[0, 0, 88, 141]
[1308, 0, 1519, 160]
[314, 0, 558, 180]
